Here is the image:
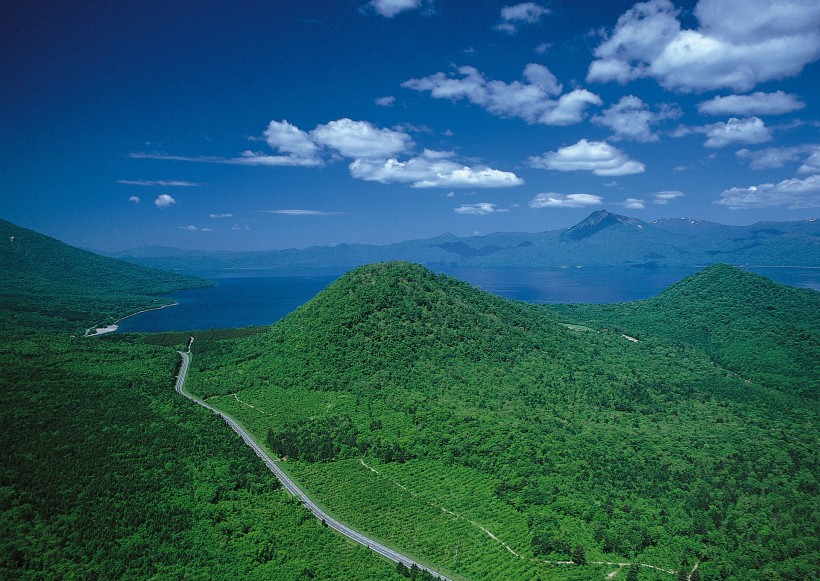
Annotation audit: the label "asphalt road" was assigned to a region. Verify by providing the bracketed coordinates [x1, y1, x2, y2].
[174, 346, 451, 580]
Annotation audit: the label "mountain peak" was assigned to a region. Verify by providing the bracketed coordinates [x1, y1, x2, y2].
[562, 210, 645, 241]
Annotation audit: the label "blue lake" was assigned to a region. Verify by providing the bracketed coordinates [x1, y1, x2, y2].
[116, 266, 820, 333]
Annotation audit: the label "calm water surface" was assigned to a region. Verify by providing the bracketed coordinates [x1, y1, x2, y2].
[116, 266, 820, 333]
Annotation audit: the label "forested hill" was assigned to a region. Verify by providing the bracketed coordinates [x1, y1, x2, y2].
[554, 264, 820, 397]
[189, 261, 819, 579]
[0, 218, 209, 335]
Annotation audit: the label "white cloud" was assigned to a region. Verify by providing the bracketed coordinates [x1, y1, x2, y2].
[529, 193, 604, 208]
[311, 118, 413, 159]
[179, 225, 198, 231]
[736, 144, 820, 171]
[703, 117, 772, 148]
[368, 0, 423, 18]
[128, 196, 140, 204]
[375, 95, 396, 107]
[200, 227, 213, 232]
[676, 117, 772, 148]
[800, 150, 820, 174]
[209, 213, 233, 219]
[264, 119, 321, 162]
[496, 3, 550, 33]
[454, 202, 508, 215]
[698, 91, 805, 116]
[403, 64, 601, 125]
[588, 0, 820, 93]
[592, 95, 681, 142]
[134, 117, 520, 189]
[117, 179, 199, 187]
[154, 194, 176, 208]
[717, 174, 820, 208]
[653, 190, 685, 204]
[263, 209, 343, 216]
[130, 151, 322, 167]
[528, 139, 646, 176]
[621, 198, 646, 209]
[349, 149, 523, 188]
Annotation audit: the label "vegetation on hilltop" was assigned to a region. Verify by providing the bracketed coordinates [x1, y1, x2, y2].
[554, 264, 820, 397]
[189, 262, 819, 580]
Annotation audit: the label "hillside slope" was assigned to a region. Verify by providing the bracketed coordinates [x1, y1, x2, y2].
[0, 218, 209, 334]
[190, 262, 819, 580]
[555, 264, 820, 396]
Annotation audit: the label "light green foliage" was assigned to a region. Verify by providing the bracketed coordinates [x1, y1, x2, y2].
[190, 262, 819, 580]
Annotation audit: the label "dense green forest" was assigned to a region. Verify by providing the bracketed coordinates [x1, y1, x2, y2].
[3, 215, 818, 580]
[0, 219, 406, 579]
[188, 262, 819, 580]
[0, 333, 400, 579]
[0, 218, 209, 336]
[553, 264, 820, 397]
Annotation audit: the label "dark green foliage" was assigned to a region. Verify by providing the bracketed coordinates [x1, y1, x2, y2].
[268, 415, 361, 461]
[0, 217, 209, 335]
[572, 544, 587, 565]
[191, 262, 819, 579]
[0, 335, 400, 579]
[555, 264, 820, 396]
[627, 563, 640, 580]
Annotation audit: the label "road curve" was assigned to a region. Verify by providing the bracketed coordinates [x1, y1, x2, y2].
[174, 346, 451, 581]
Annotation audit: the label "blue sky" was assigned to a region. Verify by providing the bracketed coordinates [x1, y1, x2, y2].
[2, 0, 819, 251]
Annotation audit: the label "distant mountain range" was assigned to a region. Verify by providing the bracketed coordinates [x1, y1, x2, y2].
[102, 210, 820, 274]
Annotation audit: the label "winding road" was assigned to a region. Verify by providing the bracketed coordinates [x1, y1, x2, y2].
[174, 342, 451, 580]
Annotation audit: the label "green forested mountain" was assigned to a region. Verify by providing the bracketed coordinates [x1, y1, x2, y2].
[554, 264, 820, 397]
[0, 222, 403, 579]
[102, 211, 820, 274]
[188, 262, 819, 580]
[0, 218, 209, 335]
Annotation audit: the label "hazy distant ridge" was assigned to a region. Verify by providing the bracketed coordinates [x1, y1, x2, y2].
[102, 211, 820, 274]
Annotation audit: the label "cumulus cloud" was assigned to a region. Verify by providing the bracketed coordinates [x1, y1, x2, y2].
[375, 95, 396, 106]
[736, 144, 820, 171]
[698, 91, 805, 116]
[134, 117, 521, 189]
[367, 0, 424, 18]
[454, 202, 508, 215]
[349, 149, 524, 188]
[592, 95, 681, 142]
[209, 213, 233, 219]
[154, 194, 176, 208]
[528, 139, 646, 176]
[311, 118, 413, 159]
[653, 190, 685, 204]
[529, 193, 603, 208]
[264, 119, 321, 162]
[117, 179, 199, 187]
[588, 0, 820, 93]
[675, 117, 772, 148]
[717, 174, 820, 208]
[496, 3, 550, 33]
[403, 64, 601, 125]
[128, 196, 140, 204]
[179, 224, 198, 231]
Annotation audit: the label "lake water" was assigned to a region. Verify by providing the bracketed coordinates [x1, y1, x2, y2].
[116, 266, 820, 333]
